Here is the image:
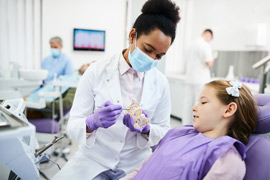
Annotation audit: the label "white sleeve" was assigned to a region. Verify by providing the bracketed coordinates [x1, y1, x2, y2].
[203, 147, 246, 180]
[67, 66, 96, 146]
[204, 44, 213, 63]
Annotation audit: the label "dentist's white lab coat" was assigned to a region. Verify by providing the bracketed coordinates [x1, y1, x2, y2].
[52, 52, 171, 180]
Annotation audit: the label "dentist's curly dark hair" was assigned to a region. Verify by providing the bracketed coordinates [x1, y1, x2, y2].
[133, 0, 180, 44]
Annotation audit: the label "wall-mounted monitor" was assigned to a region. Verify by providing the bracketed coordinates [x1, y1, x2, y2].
[73, 28, 105, 51]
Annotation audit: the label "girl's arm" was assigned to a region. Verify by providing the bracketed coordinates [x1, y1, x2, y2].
[203, 147, 246, 180]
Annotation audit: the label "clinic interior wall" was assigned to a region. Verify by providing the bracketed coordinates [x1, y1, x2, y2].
[183, 0, 270, 80]
[42, 0, 126, 70]
[210, 51, 268, 79]
[184, 0, 270, 52]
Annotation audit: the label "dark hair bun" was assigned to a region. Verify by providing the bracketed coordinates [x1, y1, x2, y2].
[141, 0, 180, 24]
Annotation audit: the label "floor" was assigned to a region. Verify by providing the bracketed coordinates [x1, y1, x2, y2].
[0, 117, 182, 180]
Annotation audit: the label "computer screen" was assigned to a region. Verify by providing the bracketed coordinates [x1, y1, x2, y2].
[73, 28, 105, 51]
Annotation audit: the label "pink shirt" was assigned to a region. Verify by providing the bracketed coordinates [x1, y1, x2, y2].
[118, 50, 145, 108]
[116, 50, 146, 169]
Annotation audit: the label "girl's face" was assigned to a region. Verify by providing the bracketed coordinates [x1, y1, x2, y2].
[192, 86, 228, 134]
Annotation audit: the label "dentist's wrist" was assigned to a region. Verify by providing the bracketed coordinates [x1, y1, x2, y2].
[142, 130, 150, 135]
[86, 125, 94, 133]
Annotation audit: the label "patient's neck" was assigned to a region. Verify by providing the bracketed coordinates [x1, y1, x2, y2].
[202, 121, 228, 139]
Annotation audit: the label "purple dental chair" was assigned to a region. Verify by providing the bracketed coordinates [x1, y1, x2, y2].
[244, 94, 270, 180]
[28, 108, 70, 134]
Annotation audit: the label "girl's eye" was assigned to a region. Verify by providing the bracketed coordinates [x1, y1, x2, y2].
[201, 102, 207, 104]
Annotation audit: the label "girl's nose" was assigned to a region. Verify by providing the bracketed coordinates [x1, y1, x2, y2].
[192, 104, 198, 112]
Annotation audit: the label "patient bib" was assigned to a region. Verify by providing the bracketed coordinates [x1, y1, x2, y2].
[133, 125, 246, 180]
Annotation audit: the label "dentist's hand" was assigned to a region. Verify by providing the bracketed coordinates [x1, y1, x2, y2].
[123, 110, 150, 133]
[85, 101, 122, 131]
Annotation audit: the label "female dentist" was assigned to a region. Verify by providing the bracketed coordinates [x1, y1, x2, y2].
[52, 0, 180, 179]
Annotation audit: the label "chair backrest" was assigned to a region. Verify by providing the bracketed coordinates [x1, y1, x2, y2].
[244, 94, 270, 180]
[244, 135, 270, 180]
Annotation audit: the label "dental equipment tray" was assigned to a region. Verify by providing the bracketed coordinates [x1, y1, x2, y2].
[0, 106, 28, 129]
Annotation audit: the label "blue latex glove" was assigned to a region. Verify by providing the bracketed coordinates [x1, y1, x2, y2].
[85, 101, 122, 131]
[123, 110, 150, 133]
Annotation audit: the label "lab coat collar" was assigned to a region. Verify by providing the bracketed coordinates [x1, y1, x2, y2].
[119, 52, 131, 76]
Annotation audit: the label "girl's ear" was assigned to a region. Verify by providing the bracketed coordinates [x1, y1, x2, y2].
[223, 102, 237, 118]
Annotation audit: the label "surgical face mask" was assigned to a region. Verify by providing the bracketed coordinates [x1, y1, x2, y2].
[51, 48, 60, 57]
[128, 38, 158, 72]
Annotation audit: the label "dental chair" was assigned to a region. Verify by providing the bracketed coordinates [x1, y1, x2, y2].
[28, 104, 71, 159]
[151, 94, 270, 179]
[27, 98, 72, 179]
[244, 94, 270, 180]
[27, 85, 73, 165]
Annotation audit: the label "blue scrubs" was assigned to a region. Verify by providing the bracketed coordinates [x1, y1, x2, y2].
[42, 53, 73, 82]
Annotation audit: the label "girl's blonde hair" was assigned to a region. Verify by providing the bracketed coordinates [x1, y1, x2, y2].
[206, 80, 257, 144]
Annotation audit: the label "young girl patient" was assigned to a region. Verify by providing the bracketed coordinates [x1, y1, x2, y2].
[121, 80, 257, 180]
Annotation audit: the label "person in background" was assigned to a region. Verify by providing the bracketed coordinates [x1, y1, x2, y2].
[183, 29, 214, 125]
[78, 61, 95, 75]
[42, 36, 74, 82]
[27, 62, 92, 119]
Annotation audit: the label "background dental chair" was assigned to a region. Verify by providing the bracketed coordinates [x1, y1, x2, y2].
[27, 95, 72, 180]
[28, 99, 72, 161]
[28, 108, 70, 134]
[26, 76, 77, 163]
[244, 94, 270, 180]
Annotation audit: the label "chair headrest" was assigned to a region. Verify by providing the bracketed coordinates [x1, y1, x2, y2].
[253, 94, 270, 134]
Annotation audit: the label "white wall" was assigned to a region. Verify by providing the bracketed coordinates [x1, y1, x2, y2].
[0, 0, 41, 76]
[165, 0, 189, 74]
[3, 0, 270, 75]
[128, 0, 146, 28]
[42, 0, 126, 70]
[184, 0, 270, 51]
